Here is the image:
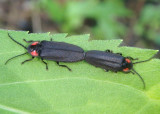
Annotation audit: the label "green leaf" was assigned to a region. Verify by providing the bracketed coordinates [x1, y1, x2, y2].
[0, 30, 160, 113]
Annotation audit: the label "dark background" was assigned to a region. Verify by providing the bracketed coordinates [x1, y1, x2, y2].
[0, 0, 160, 50]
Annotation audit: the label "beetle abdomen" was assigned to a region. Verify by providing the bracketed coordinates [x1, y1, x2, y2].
[40, 41, 84, 62]
[40, 49, 84, 62]
[41, 41, 84, 53]
[85, 50, 125, 71]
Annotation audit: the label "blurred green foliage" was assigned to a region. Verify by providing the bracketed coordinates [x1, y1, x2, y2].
[135, 4, 160, 45]
[39, 0, 131, 40]
[39, 0, 65, 23]
[39, 0, 160, 45]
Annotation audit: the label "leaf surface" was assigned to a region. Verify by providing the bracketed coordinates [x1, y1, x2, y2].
[0, 30, 160, 113]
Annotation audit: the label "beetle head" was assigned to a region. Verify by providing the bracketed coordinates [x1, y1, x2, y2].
[122, 58, 133, 72]
[28, 42, 41, 57]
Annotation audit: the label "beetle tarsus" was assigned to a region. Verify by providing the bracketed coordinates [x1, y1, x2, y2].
[21, 57, 34, 64]
[116, 53, 122, 56]
[105, 50, 113, 53]
[56, 62, 72, 71]
[104, 69, 109, 72]
[50, 38, 53, 41]
[23, 39, 34, 43]
[41, 59, 48, 70]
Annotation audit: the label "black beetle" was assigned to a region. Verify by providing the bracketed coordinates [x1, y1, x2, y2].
[85, 50, 153, 89]
[5, 33, 85, 71]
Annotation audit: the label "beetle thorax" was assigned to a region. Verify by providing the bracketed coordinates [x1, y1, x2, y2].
[28, 42, 41, 57]
[122, 58, 133, 72]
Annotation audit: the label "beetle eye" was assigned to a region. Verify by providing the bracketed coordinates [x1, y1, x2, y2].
[30, 45, 36, 52]
[30, 48, 34, 52]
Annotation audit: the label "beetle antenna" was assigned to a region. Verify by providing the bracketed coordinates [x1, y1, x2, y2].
[5, 52, 28, 65]
[133, 57, 153, 64]
[8, 33, 27, 49]
[131, 68, 145, 89]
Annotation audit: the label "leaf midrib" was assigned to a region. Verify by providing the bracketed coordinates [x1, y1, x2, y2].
[0, 77, 145, 93]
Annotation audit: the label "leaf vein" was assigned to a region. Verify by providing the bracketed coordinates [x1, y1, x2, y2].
[0, 104, 29, 114]
[0, 77, 145, 94]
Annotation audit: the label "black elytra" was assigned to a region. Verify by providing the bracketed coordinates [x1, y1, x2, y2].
[85, 50, 153, 89]
[5, 33, 85, 71]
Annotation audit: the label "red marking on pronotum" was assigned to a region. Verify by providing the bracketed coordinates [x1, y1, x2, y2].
[31, 50, 38, 56]
[31, 42, 39, 46]
[123, 68, 129, 72]
[125, 58, 131, 63]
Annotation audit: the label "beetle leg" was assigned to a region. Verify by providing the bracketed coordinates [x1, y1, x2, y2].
[116, 53, 122, 56]
[56, 62, 72, 71]
[126, 56, 138, 60]
[105, 50, 113, 53]
[104, 69, 109, 72]
[130, 71, 135, 75]
[23, 39, 35, 43]
[21, 57, 34, 64]
[41, 58, 48, 70]
[50, 38, 53, 41]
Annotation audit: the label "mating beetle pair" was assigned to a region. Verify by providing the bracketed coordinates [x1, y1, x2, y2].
[5, 33, 152, 89]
